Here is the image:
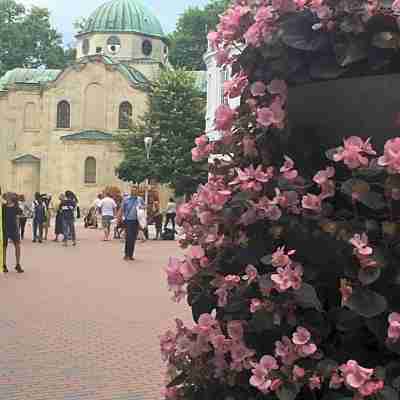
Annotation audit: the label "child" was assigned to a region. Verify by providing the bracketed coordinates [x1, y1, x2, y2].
[2, 192, 24, 273]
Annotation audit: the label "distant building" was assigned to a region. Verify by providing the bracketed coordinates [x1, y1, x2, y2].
[0, 0, 173, 207]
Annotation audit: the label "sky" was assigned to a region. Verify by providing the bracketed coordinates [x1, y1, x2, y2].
[21, 0, 211, 45]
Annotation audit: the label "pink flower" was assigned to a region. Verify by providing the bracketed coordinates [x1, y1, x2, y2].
[280, 156, 298, 180]
[250, 81, 266, 97]
[302, 194, 322, 212]
[339, 360, 374, 389]
[250, 298, 264, 313]
[271, 263, 303, 292]
[250, 355, 279, 393]
[215, 287, 228, 307]
[160, 330, 177, 361]
[393, 0, 400, 14]
[292, 327, 311, 345]
[230, 165, 273, 192]
[207, 31, 221, 49]
[257, 98, 285, 129]
[313, 167, 335, 185]
[193, 313, 218, 336]
[333, 136, 376, 169]
[224, 71, 248, 98]
[227, 320, 244, 340]
[179, 258, 197, 280]
[349, 233, 373, 256]
[267, 79, 288, 104]
[215, 48, 231, 66]
[358, 380, 384, 397]
[166, 257, 185, 287]
[211, 334, 231, 354]
[189, 245, 205, 260]
[388, 312, 400, 342]
[293, 365, 306, 380]
[309, 375, 322, 390]
[378, 137, 400, 174]
[215, 104, 236, 131]
[340, 279, 353, 305]
[259, 355, 279, 371]
[275, 336, 298, 365]
[224, 274, 241, 287]
[271, 246, 295, 268]
[329, 372, 344, 389]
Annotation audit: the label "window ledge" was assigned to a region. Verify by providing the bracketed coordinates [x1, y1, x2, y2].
[84, 183, 97, 187]
[54, 128, 73, 131]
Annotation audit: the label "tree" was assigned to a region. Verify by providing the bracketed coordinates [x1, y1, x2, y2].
[117, 69, 207, 197]
[0, 0, 68, 76]
[168, 0, 230, 70]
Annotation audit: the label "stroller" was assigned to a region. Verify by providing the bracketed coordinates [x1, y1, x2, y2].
[84, 207, 97, 228]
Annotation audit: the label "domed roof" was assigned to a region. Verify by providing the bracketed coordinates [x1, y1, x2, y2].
[82, 0, 164, 38]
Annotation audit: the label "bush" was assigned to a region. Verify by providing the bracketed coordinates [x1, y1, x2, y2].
[161, 1, 400, 399]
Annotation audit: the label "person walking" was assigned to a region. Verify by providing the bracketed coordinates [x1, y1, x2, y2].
[32, 192, 45, 243]
[164, 198, 177, 233]
[53, 193, 65, 242]
[93, 193, 103, 229]
[151, 201, 163, 240]
[42, 194, 53, 241]
[121, 187, 144, 261]
[61, 191, 77, 246]
[99, 191, 117, 241]
[2, 193, 24, 273]
[18, 194, 30, 240]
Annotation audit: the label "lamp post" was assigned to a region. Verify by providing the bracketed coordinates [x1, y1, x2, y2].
[144, 136, 153, 222]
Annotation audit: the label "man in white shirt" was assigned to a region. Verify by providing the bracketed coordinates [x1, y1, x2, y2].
[92, 193, 103, 229]
[99, 192, 117, 241]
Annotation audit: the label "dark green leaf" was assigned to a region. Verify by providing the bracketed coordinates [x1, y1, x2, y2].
[346, 288, 387, 318]
[377, 386, 398, 400]
[260, 254, 273, 265]
[358, 267, 381, 285]
[249, 310, 274, 333]
[293, 283, 322, 310]
[167, 372, 187, 388]
[275, 384, 300, 400]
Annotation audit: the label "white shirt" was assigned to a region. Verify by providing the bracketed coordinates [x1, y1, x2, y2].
[166, 201, 176, 214]
[100, 197, 117, 217]
[94, 198, 102, 209]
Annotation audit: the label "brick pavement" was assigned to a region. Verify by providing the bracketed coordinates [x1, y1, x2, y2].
[0, 225, 191, 400]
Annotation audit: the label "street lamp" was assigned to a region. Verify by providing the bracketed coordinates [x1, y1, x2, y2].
[144, 136, 153, 224]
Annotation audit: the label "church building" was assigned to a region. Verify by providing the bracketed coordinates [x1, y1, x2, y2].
[0, 0, 170, 207]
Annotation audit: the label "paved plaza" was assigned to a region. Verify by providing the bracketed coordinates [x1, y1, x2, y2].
[0, 225, 190, 400]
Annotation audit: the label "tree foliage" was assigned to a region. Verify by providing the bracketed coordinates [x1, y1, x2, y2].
[168, 0, 231, 70]
[116, 68, 207, 197]
[0, 0, 69, 76]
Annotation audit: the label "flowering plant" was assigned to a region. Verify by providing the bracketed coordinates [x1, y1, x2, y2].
[161, 1, 400, 399]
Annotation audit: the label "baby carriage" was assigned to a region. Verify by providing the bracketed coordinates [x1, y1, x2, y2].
[84, 206, 97, 228]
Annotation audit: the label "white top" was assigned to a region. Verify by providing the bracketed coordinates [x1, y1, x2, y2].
[100, 197, 117, 217]
[166, 201, 176, 214]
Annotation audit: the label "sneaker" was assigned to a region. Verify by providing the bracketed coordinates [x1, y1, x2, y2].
[3, 266, 8, 274]
[15, 265, 24, 273]
[32, 239, 37, 243]
[123, 256, 129, 261]
[38, 240, 42, 243]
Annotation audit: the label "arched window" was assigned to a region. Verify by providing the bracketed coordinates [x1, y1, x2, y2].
[84, 157, 96, 184]
[119, 101, 132, 129]
[57, 101, 71, 129]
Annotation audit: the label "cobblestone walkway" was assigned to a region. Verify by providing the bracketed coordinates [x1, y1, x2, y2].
[0, 226, 190, 400]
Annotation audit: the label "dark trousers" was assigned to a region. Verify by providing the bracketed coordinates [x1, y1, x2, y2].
[125, 220, 139, 258]
[33, 219, 43, 241]
[19, 217, 27, 239]
[164, 213, 176, 232]
[63, 219, 76, 242]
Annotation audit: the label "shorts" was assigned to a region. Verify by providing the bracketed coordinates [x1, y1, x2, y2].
[102, 215, 113, 229]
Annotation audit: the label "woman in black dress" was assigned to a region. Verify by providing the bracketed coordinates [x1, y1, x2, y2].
[53, 193, 64, 242]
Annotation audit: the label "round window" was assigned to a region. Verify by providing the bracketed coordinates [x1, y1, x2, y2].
[82, 38, 90, 55]
[142, 39, 153, 56]
[107, 35, 121, 55]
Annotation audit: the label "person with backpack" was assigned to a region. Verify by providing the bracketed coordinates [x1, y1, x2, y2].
[32, 192, 45, 243]
[61, 191, 77, 246]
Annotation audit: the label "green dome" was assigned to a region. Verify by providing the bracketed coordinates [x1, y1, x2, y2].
[83, 0, 164, 38]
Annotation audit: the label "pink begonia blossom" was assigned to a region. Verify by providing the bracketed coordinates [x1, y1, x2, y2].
[250, 81, 266, 97]
[350, 233, 373, 256]
[193, 313, 218, 336]
[224, 274, 241, 287]
[179, 258, 197, 280]
[249, 355, 279, 393]
[393, 0, 400, 14]
[275, 336, 298, 365]
[215, 287, 228, 307]
[250, 298, 264, 313]
[199, 256, 209, 268]
[271, 246, 295, 268]
[314, 5, 333, 19]
[244, 265, 258, 284]
[162, 387, 179, 399]
[224, 71, 248, 98]
[292, 327, 311, 345]
[333, 136, 376, 169]
[227, 320, 244, 340]
[242, 135, 258, 157]
[302, 194, 322, 212]
[230, 165, 273, 192]
[160, 330, 177, 361]
[274, 190, 300, 213]
[230, 340, 256, 371]
[215, 104, 236, 131]
[267, 79, 288, 104]
[293, 365, 306, 380]
[340, 279, 353, 305]
[215, 48, 231, 66]
[329, 372, 344, 389]
[313, 167, 335, 185]
[388, 312, 400, 342]
[217, 5, 250, 42]
[198, 210, 214, 225]
[189, 245, 205, 260]
[256, 98, 285, 129]
[271, 263, 303, 292]
[309, 375, 322, 390]
[378, 137, 400, 174]
[339, 360, 374, 389]
[280, 156, 298, 180]
[272, 0, 296, 13]
[358, 380, 384, 397]
[207, 31, 221, 49]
